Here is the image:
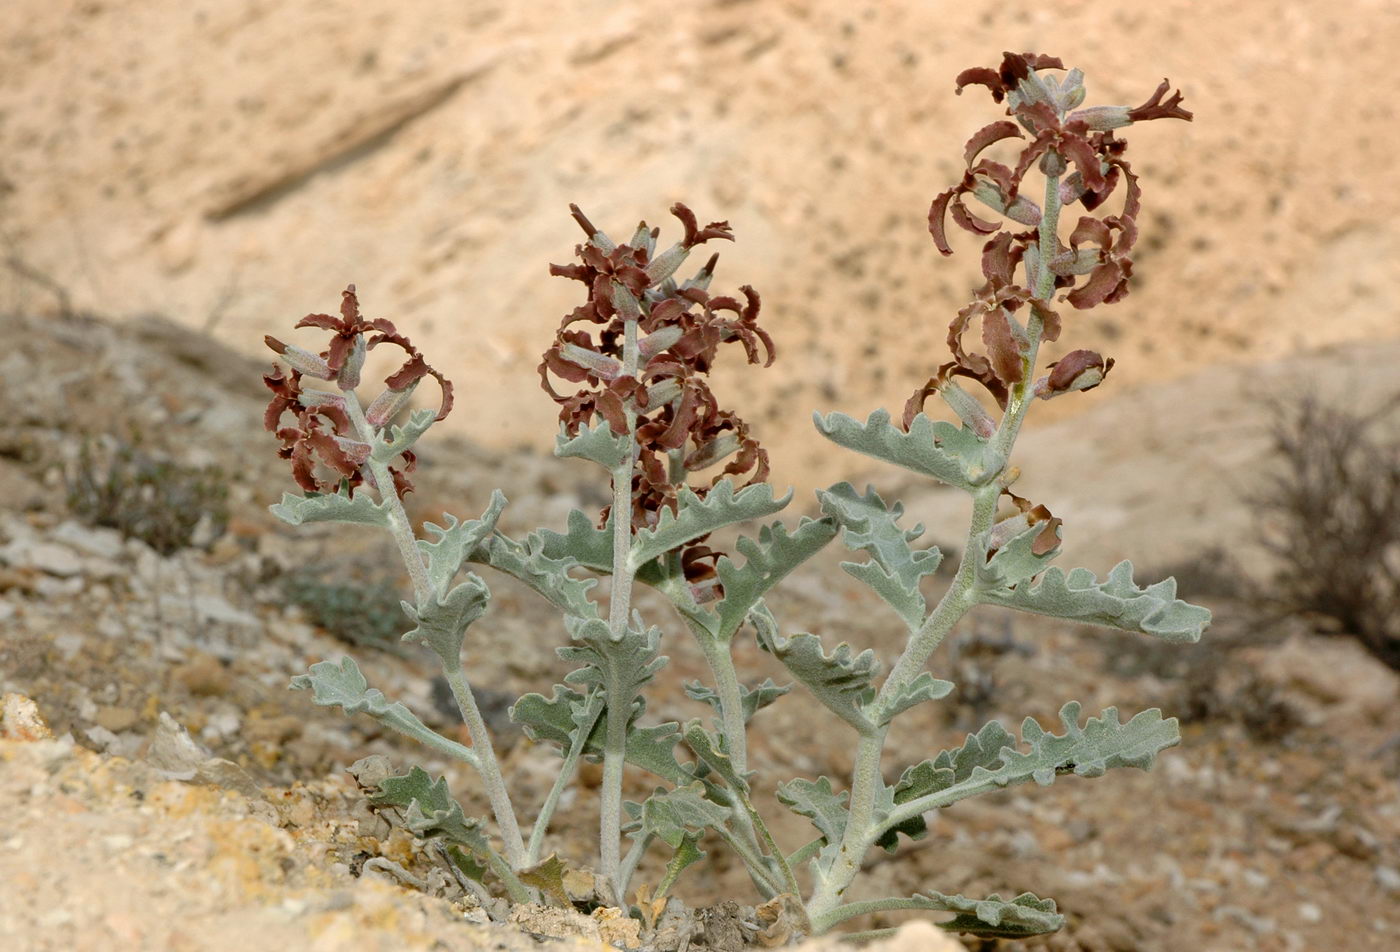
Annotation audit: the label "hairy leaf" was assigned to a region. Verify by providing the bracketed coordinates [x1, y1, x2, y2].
[630, 480, 792, 572]
[978, 560, 1210, 642]
[876, 672, 956, 726]
[374, 407, 437, 463]
[883, 703, 1180, 828]
[682, 720, 752, 794]
[555, 422, 632, 470]
[511, 685, 687, 785]
[775, 776, 848, 847]
[630, 782, 732, 850]
[977, 519, 1062, 590]
[518, 855, 571, 905]
[814, 410, 993, 491]
[417, 491, 507, 594]
[370, 766, 489, 853]
[471, 531, 600, 619]
[714, 517, 838, 641]
[269, 488, 392, 528]
[290, 657, 479, 767]
[535, 508, 614, 574]
[558, 616, 668, 703]
[684, 678, 791, 724]
[818, 482, 944, 631]
[906, 890, 1063, 938]
[752, 606, 879, 733]
[399, 574, 490, 665]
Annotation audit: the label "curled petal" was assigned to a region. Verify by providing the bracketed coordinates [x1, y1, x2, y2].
[1128, 79, 1193, 122]
[1066, 259, 1129, 309]
[1045, 348, 1113, 395]
[964, 121, 1024, 166]
[950, 198, 1001, 236]
[671, 203, 734, 249]
[982, 307, 1026, 386]
[928, 188, 959, 255]
[955, 66, 1006, 100]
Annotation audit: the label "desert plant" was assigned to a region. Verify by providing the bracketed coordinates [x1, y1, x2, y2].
[1256, 392, 1400, 670]
[266, 52, 1208, 942]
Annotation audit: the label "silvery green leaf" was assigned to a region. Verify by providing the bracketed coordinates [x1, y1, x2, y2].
[903, 890, 1063, 939]
[818, 482, 944, 631]
[752, 606, 878, 734]
[535, 509, 613, 574]
[875, 672, 955, 727]
[775, 776, 848, 848]
[883, 702, 1179, 822]
[374, 407, 437, 462]
[977, 519, 1061, 590]
[813, 410, 994, 490]
[886, 720, 1017, 846]
[629, 480, 792, 572]
[518, 855, 571, 905]
[682, 721, 752, 794]
[290, 657, 479, 768]
[632, 782, 732, 850]
[555, 423, 631, 470]
[557, 616, 668, 701]
[511, 685, 687, 785]
[684, 678, 791, 724]
[269, 488, 392, 528]
[979, 560, 1210, 643]
[417, 491, 507, 594]
[471, 531, 600, 619]
[713, 516, 838, 642]
[399, 574, 490, 665]
[370, 766, 490, 854]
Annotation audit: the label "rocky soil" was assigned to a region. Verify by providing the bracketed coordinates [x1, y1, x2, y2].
[1, 305, 1398, 952]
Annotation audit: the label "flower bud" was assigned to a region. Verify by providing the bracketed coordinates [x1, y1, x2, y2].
[265, 336, 334, 380]
[336, 333, 366, 390]
[1068, 105, 1133, 131]
[645, 243, 689, 286]
[365, 381, 419, 427]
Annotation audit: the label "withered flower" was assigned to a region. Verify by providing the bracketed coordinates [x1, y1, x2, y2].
[264, 286, 452, 497]
[541, 203, 774, 583]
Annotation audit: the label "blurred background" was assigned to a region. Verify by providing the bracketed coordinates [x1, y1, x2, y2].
[3, 0, 1397, 487]
[3, 2, 1400, 951]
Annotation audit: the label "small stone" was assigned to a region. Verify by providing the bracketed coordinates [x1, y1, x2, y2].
[1299, 902, 1322, 923]
[1376, 866, 1400, 894]
[51, 521, 125, 560]
[1, 693, 52, 741]
[95, 705, 140, 733]
[172, 652, 228, 697]
[2, 540, 84, 577]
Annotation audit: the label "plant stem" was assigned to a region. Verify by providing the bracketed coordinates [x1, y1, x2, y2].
[808, 162, 1069, 928]
[344, 385, 526, 869]
[693, 622, 748, 775]
[442, 667, 527, 869]
[599, 297, 643, 895]
[526, 692, 603, 864]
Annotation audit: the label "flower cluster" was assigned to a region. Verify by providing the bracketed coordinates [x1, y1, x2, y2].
[913, 51, 1191, 416]
[540, 204, 775, 544]
[263, 286, 453, 496]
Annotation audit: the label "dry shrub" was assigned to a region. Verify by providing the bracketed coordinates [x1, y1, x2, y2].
[1257, 393, 1400, 670]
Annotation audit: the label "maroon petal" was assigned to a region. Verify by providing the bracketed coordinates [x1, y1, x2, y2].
[1065, 260, 1126, 309]
[928, 188, 958, 255]
[950, 198, 1001, 236]
[964, 121, 1024, 166]
[1127, 79, 1193, 123]
[955, 66, 1005, 100]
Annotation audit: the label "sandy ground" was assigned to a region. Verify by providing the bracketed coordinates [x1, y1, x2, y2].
[3, 0, 1399, 490]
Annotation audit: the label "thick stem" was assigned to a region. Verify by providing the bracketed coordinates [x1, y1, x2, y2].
[694, 626, 748, 775]
[443, 667, 527, 868]
[599, 298, 642, 894]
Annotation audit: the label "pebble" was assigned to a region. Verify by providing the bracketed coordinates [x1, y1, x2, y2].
[1299, 902, 1322, 923]
[95, 705, 141, 733]
[1375, 865, 1400, 894]
[51, 521, 125, 560]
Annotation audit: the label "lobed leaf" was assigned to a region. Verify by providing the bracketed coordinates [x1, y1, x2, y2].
[269, 488, 393, 528]
[374, 407, 437, 463]
[977, 519, 1062, 590]
[291, 657, 479, 767]
[818, 482, 944, 631]
[978, 560, 1210, 642]
[684, 678, 791, 725]
[629, 480, 792, 572]
[907, 890, 1063, 939]
[775, 776, 848, 849]
[883, 702, 1180, 828]
[629, 782, 732, 850]
[511, 685, 688, 785]
[535, 508, 614, 574]
[399, 574, 490, 665]
[751, 606, 880, 734]
[555, 422, 632, 470]
[370, 766, 490, 854]
[472, 531, 600, 619]
[813, 410, 993, 491]
[417, 491, 507, 594]
[713, 516, 839, 642]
